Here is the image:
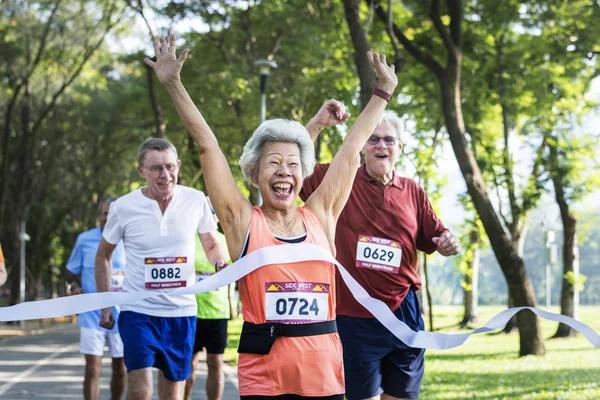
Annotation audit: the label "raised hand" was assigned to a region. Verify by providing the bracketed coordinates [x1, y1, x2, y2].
[144, 34, 190, 87]
[368, 51, 398, 94]
[313, 99, 351, 128]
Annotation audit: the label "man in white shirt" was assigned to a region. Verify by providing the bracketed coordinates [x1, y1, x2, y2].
[95, 138, 229, 400]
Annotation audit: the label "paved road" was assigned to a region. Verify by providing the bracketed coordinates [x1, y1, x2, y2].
[0, 324, 239, 399]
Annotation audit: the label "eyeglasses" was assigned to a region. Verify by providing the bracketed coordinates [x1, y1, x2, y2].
[366, 136, 398, 146]
[144, 164, 177, 174]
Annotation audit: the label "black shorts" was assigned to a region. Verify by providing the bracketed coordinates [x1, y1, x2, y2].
[241, 396, 344, 400]
[192, 318, 228, 354]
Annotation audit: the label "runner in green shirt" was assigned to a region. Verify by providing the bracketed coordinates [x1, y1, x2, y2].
[185, 231, 233, 400]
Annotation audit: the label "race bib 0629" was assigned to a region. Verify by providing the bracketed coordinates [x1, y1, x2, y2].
[264, 282, 330, 324]
[356, 235, 402, 274]
[144, 257, 191, 289]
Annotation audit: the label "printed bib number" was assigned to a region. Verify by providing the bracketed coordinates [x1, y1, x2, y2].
[196, 271, 220, 291]
[264, 282, 329, 323]
[110, 271, 125, 292]
[356, 235, 402, 274]
[144, 257, 190, 289]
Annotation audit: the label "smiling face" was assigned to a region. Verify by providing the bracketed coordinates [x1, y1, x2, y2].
[253, 141, 303, 211]
[362, 121, 403, 183]
[137, 149, 180, 202]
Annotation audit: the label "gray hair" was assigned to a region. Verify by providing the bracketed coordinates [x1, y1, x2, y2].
[379, 110, 406, 143]
[137, 138, 178, 166]
[239, 119, 315, 186]
[97, 196, 117, 215]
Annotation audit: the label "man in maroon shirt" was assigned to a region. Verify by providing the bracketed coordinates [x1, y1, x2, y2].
[302, 101, 460, 400]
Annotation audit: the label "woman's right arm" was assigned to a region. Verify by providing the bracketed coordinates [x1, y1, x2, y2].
[145, 35, 252, 258]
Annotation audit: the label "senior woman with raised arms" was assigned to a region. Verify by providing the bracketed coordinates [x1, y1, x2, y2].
[145, 35, 397, 400]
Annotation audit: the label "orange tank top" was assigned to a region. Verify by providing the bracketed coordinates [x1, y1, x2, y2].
[237, 206, 344, 397]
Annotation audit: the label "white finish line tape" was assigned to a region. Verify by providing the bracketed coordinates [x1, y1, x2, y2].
[0, 243, 598, 350]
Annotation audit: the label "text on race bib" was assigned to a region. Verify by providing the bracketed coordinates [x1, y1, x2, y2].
[144, 257, 191, 289]
[356, 235, 402, 274]
[264, 282, 330, 324]
[196, 271, 220, 291]
[110, 271, 125, 292]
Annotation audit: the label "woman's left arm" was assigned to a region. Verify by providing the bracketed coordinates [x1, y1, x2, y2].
[306, 52, 397, 229]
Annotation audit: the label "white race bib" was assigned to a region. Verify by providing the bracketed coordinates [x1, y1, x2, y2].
[264, 282, 330, 323]
[110, 271, 125, 292]
[356, 235, 402, 274]
[196, 271, 220, 291]
[144, 257, 192, 289]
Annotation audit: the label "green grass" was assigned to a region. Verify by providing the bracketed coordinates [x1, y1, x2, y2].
[421, 306, 600, 399]
[226, 306, 600, 399]
[224, 317, 243, 364]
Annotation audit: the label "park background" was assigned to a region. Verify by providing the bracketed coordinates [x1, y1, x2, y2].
[0, 1, 599, 399]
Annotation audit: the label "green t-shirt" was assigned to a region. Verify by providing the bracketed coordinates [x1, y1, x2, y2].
[195, 232, 231, 319]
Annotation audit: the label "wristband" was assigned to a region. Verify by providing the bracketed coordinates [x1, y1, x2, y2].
[372, 88, 392, 102]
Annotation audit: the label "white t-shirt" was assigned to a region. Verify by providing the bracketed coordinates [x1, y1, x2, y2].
[103, 185, 217, 317]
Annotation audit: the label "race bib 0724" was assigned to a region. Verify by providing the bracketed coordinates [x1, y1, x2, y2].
[264, 282, 330, 324]
[356, 235, 402, 274]
[144, 257, 191, 289]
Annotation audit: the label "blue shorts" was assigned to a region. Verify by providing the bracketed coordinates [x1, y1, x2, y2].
[118, 311, 196, 382]
[337, 289, 425, 400]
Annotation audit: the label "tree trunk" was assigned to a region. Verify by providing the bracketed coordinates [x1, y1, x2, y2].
[501, 229, 527, 333]
[460, 228, 479, 328]
[145, 63, 166, 138]
[501, 294, 518, 333]
[417, 253, 429, 318]
[342, 0, 378, 109]
[549, 144, 579, 338]
[439, 72, 545, 355]
[420, 253, 434, 331]
[315, 133, 323, 163]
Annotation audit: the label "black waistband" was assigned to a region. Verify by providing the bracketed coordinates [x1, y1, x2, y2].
[238, 320, 337, 355]
[244, 320, 337, 337]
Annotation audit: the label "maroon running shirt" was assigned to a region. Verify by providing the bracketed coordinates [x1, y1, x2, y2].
[300, 164, 448, 318]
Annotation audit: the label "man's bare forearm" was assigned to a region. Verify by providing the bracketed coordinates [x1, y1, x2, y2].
[200, 232, 229, 266]
[206, 245, 229, 266]
[95, 254, 112, 293]
[95, 239, 116, 293]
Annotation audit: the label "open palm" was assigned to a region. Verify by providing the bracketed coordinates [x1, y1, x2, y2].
[144, 34, 190, 86]
[368, 51, 398, 92]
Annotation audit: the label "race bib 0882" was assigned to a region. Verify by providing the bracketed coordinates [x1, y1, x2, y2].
[356, 235, 402, 274]
[264, 282, 330, 324]
[144, 257, 190, 289]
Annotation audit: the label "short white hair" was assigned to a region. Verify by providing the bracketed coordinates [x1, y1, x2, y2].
[379, 110, 406, 143]
[239, 119, 315, 186]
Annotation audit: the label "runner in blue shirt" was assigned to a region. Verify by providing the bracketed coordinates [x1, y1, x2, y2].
[65, 197, 127, 400]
